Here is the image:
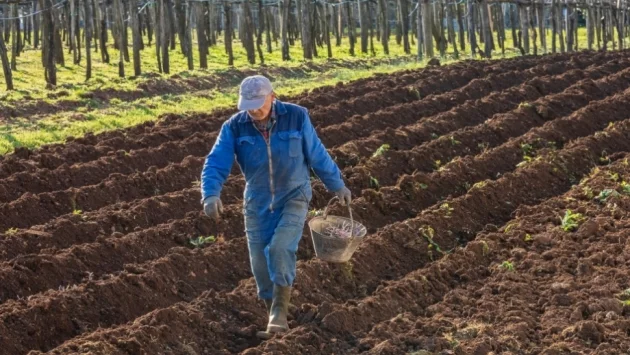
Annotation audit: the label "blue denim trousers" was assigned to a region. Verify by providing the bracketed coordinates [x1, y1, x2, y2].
[244, 187, 310, 300]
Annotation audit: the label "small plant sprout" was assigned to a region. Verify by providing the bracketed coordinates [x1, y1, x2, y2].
[72, 209, 83, 216]
[481, 241, 490, 255]
[191, 179, 201, 188]
[372, 144, 390, 158]
[500, 261, 515, 272]
[439, 203, 454, 216]
[596, 189, 620, 203]
[524, 233, 533, 242]
[189, 236, 216, 248]
[369, 176, 380, 189]
[621, 181, 630, 195]
[416, 183, 428, 190]
[503, 223, 516, 233]
[582, 186, 594, 199]
[5, 228, 18, 236]
[518, 102, 532, 109]
[449, 136, 461, 146]
[561, 210, 585, 232]
[420, 225, 444, 260]
[609, 172, 620, 182]
[520, 143, 534, 157]
[471, 181, 487, 190]
[434, 160, 442, 170]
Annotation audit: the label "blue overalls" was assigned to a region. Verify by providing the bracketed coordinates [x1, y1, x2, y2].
[200, 100, 345, 299]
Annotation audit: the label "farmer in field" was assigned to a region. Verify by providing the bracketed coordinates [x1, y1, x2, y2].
[200, 75, 351, 338]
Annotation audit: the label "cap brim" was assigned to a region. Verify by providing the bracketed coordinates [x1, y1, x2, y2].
[238, 96, 266, 111]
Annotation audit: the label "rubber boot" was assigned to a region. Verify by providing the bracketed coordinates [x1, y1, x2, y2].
[263, 299, 273, 313]
[256, 285, 291, 339]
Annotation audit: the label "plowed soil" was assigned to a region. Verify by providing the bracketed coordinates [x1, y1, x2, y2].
[1, 51, 630, 355]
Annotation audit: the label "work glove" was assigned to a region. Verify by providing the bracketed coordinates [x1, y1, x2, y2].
[203, 196, 223, 219]
[335, 186, 352, 206]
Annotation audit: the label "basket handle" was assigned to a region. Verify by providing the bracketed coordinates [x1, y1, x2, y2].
[322, 196, 355, 239]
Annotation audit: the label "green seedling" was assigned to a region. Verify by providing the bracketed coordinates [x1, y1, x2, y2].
[596, 189, 620, 203]
[520, 143, 534, 156]
[503, 223, 516, 233]
[5, 228, 19, 236]
[72, 209, 83, 216]
[609, 172, 620, 182]
[372, 144, 390, 158]
[420, 225, 445, 260]
[500, 261, 515, 272]
[416, 183, 428, 190]
[471, 181, 487, 190]
[561, 210, 585, 232]
[582, 186, 594, 199]
[518, 102, 532, 109]
[449, 136, 461, 146]
[524, 233, 533, 242]
[190, 236, 216, 248]
[369, 176, 380, 189]
[439, 203, 454, 216]
[621, 181, 630, 194]
[481, 241, 490, 255]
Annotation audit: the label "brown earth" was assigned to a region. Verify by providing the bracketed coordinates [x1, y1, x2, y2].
[0, 50, 628, 354]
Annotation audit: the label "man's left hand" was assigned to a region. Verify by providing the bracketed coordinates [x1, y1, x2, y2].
[335, 186, 351, 206]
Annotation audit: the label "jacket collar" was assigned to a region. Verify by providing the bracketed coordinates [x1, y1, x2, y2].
[237, 99, 287, 123]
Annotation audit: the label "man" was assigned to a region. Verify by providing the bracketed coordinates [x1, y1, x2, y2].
[200, 75, 351, 338]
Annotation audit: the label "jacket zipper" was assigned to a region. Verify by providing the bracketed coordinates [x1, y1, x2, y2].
[253, 120, 277, 212]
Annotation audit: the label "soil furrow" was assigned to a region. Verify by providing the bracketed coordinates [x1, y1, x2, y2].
[0, 55, 580, 231]
[0, 53, 610, 205]
[331, 54, 630, 170]
[316, 53, 610, 148]
[345, 64, 630, 190]
[303, 155, 630, 355]
[0, 54, 575, 178]
[37, 116, 630, 355]
[5, 72, 629, 302]
[243, 122, 630, 354]
[0, 156, 207, 232]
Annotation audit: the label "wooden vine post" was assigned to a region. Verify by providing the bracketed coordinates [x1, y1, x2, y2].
[0, 28, 13, 90]
[40, 0, 57, 87]
[130, 0, 142, 76]
[84, 0, 93, 80]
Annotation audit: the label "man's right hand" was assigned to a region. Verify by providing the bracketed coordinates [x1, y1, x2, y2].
[203, 196, 223, 219]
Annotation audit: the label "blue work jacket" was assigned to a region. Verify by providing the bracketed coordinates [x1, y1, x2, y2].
[201, 100, 345, 214]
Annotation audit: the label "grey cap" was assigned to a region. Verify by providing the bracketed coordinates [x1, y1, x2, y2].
[238, 75, 273, 111]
